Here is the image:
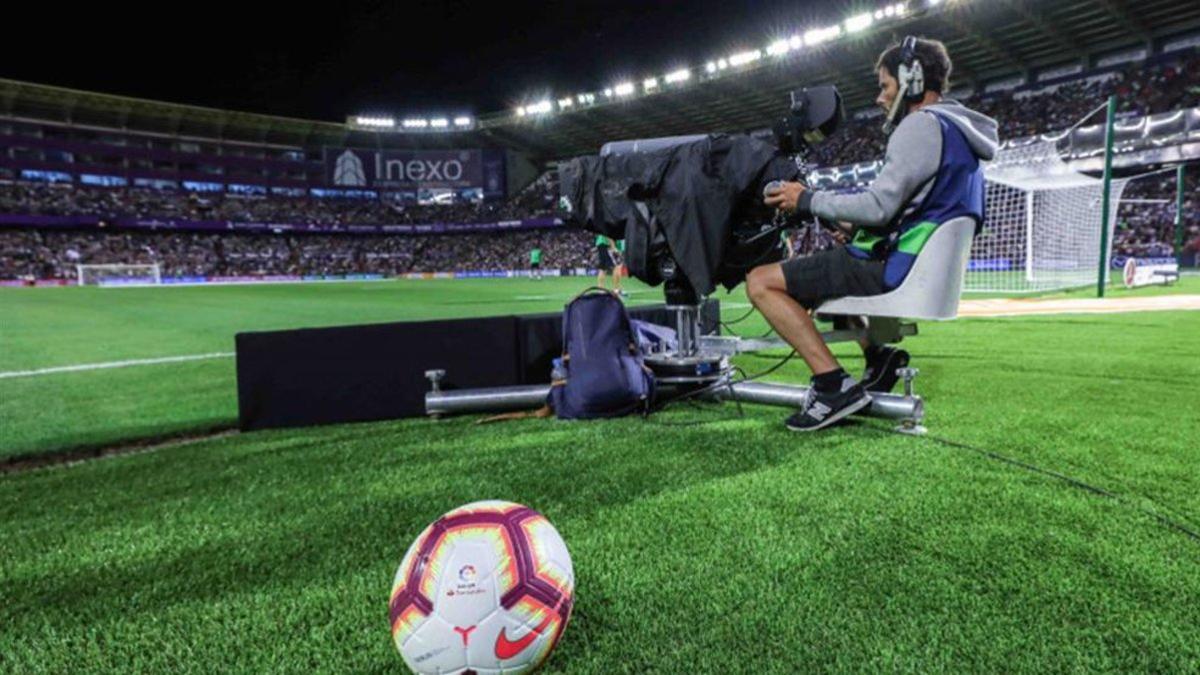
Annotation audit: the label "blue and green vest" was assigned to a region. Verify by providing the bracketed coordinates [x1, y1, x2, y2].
[846, 111, 986, 290]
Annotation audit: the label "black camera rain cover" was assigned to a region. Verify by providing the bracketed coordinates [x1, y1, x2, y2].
[560, 134, 800, 296]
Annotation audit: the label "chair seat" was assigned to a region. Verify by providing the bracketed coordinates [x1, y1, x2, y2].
[817, 217, 976, 321]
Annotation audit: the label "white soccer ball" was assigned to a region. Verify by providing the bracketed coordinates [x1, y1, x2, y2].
[389, 500, 575, 674]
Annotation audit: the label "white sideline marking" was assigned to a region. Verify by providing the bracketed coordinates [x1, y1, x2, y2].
[0, 352, 234, 380]
[958, 295, 1200, 317]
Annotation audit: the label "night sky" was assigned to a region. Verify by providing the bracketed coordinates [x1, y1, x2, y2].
[4, 1, 854, 121]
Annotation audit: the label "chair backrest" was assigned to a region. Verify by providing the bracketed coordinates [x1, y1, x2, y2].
[816, 216, 976, 320]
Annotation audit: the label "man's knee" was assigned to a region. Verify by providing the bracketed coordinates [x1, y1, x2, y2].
[745, 264, 784, 305]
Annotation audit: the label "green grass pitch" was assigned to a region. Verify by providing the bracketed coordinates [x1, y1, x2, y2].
[2, 277, 1199, 673]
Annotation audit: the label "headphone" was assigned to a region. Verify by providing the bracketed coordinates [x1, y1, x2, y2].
[898, 36, 926, 101]
[883, 36, 926, 134]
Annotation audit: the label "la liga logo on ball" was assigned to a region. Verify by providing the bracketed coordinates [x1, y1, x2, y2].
[390, 500, 574, 674]
[458, 564, 477, 584]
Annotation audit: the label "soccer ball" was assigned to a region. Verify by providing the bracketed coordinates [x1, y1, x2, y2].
[389, 500, 575, 674]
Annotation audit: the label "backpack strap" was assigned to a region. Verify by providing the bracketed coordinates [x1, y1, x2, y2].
[569, 286, 622, 304]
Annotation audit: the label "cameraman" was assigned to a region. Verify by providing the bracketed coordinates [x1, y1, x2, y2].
[747, 37, 999, 432]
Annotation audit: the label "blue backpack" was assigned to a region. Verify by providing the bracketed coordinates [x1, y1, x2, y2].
[548, 289, 656, 419]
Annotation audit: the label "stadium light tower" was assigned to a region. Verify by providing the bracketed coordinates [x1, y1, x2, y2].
[349, 116, 396, 129]
[505, 0, 926, 123]
[664, 69, 690, 84]
[805, 25, 842, 46]
[727, 50, 762, 67]
[766, 39, 792, 56]
[844, 13, 874, 32]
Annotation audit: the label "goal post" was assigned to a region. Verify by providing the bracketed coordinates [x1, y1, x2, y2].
[966, 103, 1130, 295]
[1097, 94, 1117, 298]
[76, 264, 163, 287]
[1175, 163, 1186, 262]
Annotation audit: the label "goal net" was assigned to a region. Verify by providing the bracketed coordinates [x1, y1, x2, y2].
[967, 138, 1129, 293]
[76, 264, 162, 287]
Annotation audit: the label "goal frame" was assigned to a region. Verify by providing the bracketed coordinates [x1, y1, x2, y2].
[76, 264, 163, 287]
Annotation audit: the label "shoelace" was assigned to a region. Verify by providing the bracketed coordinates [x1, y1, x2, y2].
[800, 386, 817, 413]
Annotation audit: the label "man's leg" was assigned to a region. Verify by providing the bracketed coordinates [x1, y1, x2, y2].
[596, 270, 607, 288]
[848, 316, 910, 393]
[746, 261, 872, 431]
[745, 264, 839, 375]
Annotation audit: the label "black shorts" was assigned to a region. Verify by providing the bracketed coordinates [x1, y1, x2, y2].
[530, 262, 540, 269]
[597, 248, 615, 272]
[780, 247, 885, 309]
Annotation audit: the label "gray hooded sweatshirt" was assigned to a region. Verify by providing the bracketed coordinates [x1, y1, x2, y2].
[802, 99, 1000, 231]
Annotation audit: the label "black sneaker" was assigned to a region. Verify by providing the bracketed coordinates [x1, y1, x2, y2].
[861, 347, 909, 393]
[785, 377, 872, 432]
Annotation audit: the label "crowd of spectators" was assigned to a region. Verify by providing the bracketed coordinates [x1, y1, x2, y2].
[1113, 172, 1199, 259]
[809, 52, 1200, 167]
[0, 227, 594, 280]
[0, 175, 558, 227]
[1, 53, 1197, 280]
[0, 170, 573, 279]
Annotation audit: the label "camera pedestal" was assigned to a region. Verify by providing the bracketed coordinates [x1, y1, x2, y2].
[644, 303, 728, 385]
[423, 300, 926, 433]
[423, 369, 925, 431]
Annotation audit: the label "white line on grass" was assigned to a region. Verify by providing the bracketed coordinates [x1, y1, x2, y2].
[0, 352, 234, 380]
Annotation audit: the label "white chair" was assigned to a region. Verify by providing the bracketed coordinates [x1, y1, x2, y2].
[818, 216, 976, 320]
[701, 217, 977, 356]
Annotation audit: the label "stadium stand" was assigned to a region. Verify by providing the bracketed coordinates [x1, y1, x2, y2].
[1115, 171, 1199, 260]
[0, 172, 588, 280]
[0, 178, 557, 227]
[1, 45, 1197, 281]
[0, 173, 590, 281]
[0, 228, 593, 280]
[810, 51, 1200, 167]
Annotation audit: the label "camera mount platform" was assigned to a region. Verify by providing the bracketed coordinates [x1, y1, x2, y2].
[423, 299, 926, 434]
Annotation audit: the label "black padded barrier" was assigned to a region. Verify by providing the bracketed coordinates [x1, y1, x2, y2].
[236, 299, 721, 431]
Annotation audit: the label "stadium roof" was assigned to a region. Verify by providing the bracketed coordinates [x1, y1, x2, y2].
[3, 0, 1199, 159]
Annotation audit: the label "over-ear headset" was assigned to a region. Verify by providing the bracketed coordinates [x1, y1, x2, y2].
[898, 36, 926, 101]
[883, 36, 926, 134]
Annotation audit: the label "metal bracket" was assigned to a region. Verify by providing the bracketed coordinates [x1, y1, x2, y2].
[698, 335, 788, 356]
[424, 369, 446, 419]
[894, 366, 926, 435]
[698, 321, 917, 356]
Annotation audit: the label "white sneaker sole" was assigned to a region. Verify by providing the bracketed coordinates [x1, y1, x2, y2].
[787, 394, 873, 432]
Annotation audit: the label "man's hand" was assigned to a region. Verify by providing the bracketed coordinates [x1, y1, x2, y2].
[833, 220, 855, 244]
[763, 181, 807, 213]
